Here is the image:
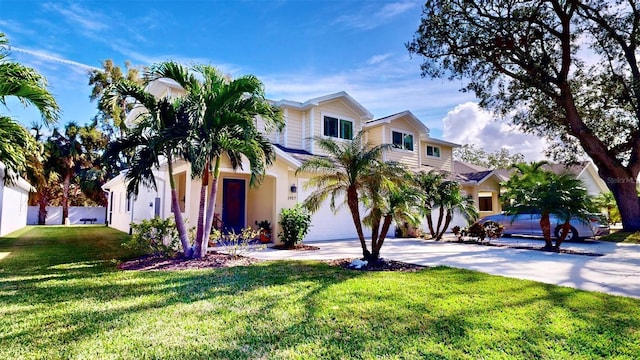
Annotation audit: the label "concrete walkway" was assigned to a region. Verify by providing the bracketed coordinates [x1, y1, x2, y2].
[248, 236, 640, 299]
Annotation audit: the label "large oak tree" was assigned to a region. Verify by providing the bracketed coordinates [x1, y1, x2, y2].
[407, 0, 640, 231]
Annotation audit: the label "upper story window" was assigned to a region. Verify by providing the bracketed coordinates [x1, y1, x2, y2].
[392, 131, 414, 151]
[426, 145, 441, 158]
[324, 116, 353, 140]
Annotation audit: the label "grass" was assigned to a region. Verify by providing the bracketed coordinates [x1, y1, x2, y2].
[2, 226, 640, 359]
[600, 230, 640, 244]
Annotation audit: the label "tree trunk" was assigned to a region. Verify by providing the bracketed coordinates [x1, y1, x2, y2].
[193, 164, 209, 258]
[371, 215, 393, 262]
[606, 178, 640, 232]
[367, 212, 382, 263]
[437, 211, 453, 241]
[37, 194, 48, 225]
[426, 208, 435, 237]
[434, 206, 445, 240]
[62, 173, 71, 224]
[556, 221, 570, 249]
[347, 186, 370, 258]
[167, 157, 192, 258]
[539, 212, 553, 249]
[199, 157, 222, 259]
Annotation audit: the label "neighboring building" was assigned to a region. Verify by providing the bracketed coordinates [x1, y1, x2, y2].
[0, 162, 32, 236]
[102, 85, 467, 241]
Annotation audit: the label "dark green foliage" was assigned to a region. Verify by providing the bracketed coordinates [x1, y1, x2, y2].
[125, 217, 180, 258]
[278, 205, 312, 247]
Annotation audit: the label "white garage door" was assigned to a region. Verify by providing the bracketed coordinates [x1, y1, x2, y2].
[298, 179, 395, 242]
[298, 179, 358, 242]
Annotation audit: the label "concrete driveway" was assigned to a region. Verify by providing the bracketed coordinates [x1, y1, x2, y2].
[248, 236, 640, 299]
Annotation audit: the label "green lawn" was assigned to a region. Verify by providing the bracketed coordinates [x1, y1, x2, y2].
[2, 226, 640, 359]
[600, 230, 640, 244]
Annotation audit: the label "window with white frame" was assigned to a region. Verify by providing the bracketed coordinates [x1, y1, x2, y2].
[426, 145, 441, 158]
[323, 116, 353, 140]
[392, 131, 414, 151]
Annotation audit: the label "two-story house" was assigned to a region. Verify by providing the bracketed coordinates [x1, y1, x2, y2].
[102, 85, 502, 241]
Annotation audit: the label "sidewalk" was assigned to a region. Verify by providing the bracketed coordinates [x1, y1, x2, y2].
[248, 236, 640, 299]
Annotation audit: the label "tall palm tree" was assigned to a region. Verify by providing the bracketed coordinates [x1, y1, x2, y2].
[297, 131, 392, 261]
[0, 33, 59, 179]
[146, 62, 284, 258]
[47, 122, 88, 224]
[104, 79, 195, 257]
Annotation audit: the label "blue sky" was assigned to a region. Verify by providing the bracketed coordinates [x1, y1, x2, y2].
[0, 0, 547, 158]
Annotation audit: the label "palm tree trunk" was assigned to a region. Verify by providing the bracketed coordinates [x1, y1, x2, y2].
[437, 211, 453, 240]
[426, 209, 435, 237]
[37, 193, 48, 225]
[540, 212, 553, 249]
[193, 163, 209, 258]
[372, 215, 393, 262]
[167, 156, 192, 257]
[434, 206, 445, 240]
[200, 157, 221, 259]
[62, 173, 71, 224]
[347, 186, 370, 258]
[556, 221, 570, 249]
[368, 212, 381, 263]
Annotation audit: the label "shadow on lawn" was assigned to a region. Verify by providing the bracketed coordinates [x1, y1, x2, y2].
[2, 227, 640, 358]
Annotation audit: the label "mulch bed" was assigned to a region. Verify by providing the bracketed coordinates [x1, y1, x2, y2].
[323, 258, 427, 272]
[117, 252, 262, 271]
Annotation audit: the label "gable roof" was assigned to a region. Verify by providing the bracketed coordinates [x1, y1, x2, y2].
[363, 110, 429, 138]
[274, 91, 374, 120]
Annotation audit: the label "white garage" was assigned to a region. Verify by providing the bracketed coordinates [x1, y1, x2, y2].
[297, 178, 395, 242]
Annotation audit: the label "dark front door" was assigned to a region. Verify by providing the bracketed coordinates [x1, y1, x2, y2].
[222, 179, 246, 234]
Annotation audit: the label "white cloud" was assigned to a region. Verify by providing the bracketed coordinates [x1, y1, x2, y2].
[441, 102, 549, 161]
[332, 1, 420, 31]
[11, 47, 101, 72]
[42, 2, 109, 32]
[367, 53, 393, 65]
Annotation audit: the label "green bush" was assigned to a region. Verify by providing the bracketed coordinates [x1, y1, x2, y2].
[124, 216, 180, 257]
[278, 205, 312, 247]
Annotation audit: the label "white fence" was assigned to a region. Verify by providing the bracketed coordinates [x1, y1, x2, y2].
[27, 206, 107, 225]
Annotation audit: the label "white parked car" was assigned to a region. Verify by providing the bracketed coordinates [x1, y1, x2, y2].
[478, 212, 610, 241]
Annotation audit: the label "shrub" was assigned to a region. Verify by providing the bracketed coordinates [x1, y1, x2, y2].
[278, 205, 312, 247]
[215, 227, 264, 257]
[124, 216, 180, 257]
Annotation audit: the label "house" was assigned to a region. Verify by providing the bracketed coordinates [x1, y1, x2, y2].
[103, 84, 481, 241]
[0, 162, 32, 236]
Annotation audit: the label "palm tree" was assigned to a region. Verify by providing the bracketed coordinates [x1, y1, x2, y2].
[47, 122, 88, 224]
[25, 124, 59, 224]
[104, 79, 195, 257]
[362, 166, 420, 261]
[413, 170, 444, 236]
[146, 62, 284, 258]
[502, 161, 590, 249]
[297, 131, 393, 261]
[413, 171, 477, 240]
[0, 33, 59, 179]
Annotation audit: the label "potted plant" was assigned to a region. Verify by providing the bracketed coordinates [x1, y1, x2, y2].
[255, 220, 272, 243]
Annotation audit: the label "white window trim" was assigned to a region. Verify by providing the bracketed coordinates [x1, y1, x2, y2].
[390, 128, 415, 152]
[321, 112, 355, 141]
[426, 144, 441, 158]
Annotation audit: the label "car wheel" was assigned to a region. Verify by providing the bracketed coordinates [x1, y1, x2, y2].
[554, 225, 578, 241]
[483, 221, 501, 238]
